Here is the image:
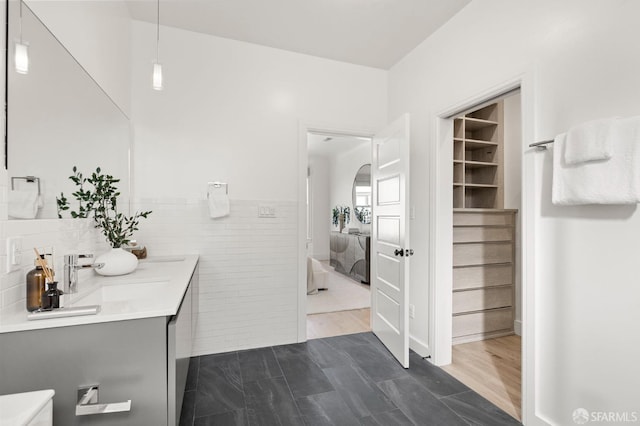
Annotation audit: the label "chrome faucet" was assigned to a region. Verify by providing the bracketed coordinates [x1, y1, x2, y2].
[63, 254, 105, 294]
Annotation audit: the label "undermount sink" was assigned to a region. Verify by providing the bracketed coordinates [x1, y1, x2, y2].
[71, 280, 170, 306]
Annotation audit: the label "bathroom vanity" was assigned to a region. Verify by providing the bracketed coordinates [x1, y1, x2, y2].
[0, 255, 199, 426]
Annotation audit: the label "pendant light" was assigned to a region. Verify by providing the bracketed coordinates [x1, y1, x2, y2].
[152, 0, 163, 90]
[15, 0, 29, 74]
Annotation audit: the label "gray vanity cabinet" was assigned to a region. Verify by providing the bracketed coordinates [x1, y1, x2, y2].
[0, 266, 198, 425]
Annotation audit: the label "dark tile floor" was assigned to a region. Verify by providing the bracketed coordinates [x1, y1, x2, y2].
[179, 332, 521, 426]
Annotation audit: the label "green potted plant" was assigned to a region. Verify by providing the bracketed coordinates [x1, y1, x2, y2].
[57, 166, 152, 276]
[332, 205, 351, 232]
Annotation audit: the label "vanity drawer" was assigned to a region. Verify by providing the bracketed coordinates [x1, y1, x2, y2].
[453, 286, 512, 314]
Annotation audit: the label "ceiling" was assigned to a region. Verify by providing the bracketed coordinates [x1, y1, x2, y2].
[126, 0, 471, 69]
[307, 133, 370, 159]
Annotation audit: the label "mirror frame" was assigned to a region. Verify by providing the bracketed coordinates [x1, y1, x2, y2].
[352, 163, 372, 224]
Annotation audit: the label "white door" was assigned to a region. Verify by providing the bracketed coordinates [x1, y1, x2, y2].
[371, 114, 411, 368]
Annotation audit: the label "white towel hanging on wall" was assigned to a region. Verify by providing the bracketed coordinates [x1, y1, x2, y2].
[207, 182, 230, 218]
[552, 117, 640, 205]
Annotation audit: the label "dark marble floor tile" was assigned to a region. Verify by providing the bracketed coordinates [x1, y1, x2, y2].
[359, 409, 415, 426]
[272, 342, 311, 359]
[245, 402, 302, 426]
[296, 391, 362, 426]
[195, 353, 245, 418]
[323, 364, 396, 418]
[179, 390, 196, 426]
[406, 351, 470, 398]
[341, 342, 408, 383]
[377, 376, 467, 426]
[194, 409, 247, 426]
[273, 349, 334, 399]
[322, 332, 373, 351]
[238, 347, 283, 383]
[185, 356, 200, 392]
[306, 338, 354, 368]
[243, 376, 294, 408]
[442, 390, 522, 426]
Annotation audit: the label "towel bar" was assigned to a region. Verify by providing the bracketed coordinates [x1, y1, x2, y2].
[11, 176, 41, 194]
[529, 139, 554, 150]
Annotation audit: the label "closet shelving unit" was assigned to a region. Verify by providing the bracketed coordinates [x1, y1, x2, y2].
[452, 102, 503, 209]
[452, 100, 516, 344]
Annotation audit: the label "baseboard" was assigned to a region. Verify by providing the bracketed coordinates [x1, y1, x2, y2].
[514, 320, 522, 336]
[410, 335, 430, 358]
[312, 254, 329, 261]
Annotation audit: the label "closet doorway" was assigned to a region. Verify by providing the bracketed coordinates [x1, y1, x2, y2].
[436, 89, 523, 421]
[305, 131, 373, 339]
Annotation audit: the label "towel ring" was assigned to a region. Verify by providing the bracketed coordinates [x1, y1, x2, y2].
[207, 181, 228, 195]
[11, 176, 41, 195]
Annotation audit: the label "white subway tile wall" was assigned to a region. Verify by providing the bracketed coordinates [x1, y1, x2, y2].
[133, 199, 298, 355]
[0, 218, 108, 311]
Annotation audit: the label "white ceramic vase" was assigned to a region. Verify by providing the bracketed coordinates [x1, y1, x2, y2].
[95, 248, 138, 276]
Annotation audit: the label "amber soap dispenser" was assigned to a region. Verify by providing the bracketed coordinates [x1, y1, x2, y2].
[26, 257, 47, 311]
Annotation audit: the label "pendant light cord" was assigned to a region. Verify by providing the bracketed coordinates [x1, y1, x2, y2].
[19, 0, 23, 43]
[156, 0, 160, 62]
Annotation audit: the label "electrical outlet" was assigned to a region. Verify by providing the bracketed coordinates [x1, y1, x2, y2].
[410, 206, 416, 219]
[6, 236, 23, 272]
[409, 304, 415, 319]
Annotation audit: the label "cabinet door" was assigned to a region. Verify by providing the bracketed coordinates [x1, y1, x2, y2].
[168, 281, 193, 426]
[0, 318, 168, 425]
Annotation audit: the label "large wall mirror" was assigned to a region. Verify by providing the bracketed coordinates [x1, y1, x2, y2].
[6, 1, 130, 220]
[352, 164, 371, 224]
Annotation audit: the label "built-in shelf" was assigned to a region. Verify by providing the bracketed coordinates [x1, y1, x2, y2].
[452, 101, 504, 209]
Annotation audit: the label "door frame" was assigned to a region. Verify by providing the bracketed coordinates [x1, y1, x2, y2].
[297, 121, 376, 343]
[429, 73, 539, 424]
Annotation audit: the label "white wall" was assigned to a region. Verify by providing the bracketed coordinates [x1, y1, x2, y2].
[130, 21, 387, 353]
[26, 0, 132, 115]
[503, 92, 522, 333]
[389, 0, 640, 424]
[308, 155, 330, 260]
[328, 142, 371, 232]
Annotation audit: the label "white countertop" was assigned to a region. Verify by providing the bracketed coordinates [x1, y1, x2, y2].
[0, 389, 54, 425]
[0, 255, 198, 334]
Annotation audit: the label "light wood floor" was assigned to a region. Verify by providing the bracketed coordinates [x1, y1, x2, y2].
[442, 335, 522, 421]
[307, 308, 371, 340]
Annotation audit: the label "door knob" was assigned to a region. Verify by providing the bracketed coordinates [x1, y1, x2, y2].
[394, 249, 404, 257]
[406, 249, 414, 256]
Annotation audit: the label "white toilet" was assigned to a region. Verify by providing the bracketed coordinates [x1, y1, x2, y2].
[0, 390, 54, 426]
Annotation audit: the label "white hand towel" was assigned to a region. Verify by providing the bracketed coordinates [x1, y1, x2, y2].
[8, 190, 39, 219]
[564, 118, 614, 165]
[552, 117, 640, 205]
[207, 185, 230, 218]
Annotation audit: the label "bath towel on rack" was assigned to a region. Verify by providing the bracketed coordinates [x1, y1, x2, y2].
[563, 117, 615, 165]
[8, 190, 39, 219]
[207, 182, 230, 218]
[552, 117, 640, 205]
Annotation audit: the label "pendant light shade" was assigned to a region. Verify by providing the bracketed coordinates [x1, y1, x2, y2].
[152, 62, 163, 91]
[15, 42, 29, 74]
[15, 0, 29, 74]
[152, 0, 163, 90]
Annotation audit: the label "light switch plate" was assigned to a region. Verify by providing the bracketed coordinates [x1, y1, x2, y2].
[258, 204, 276, 218]
[6, 236, 23, 272]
